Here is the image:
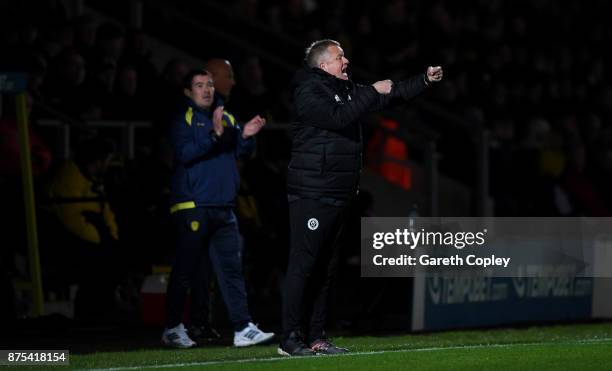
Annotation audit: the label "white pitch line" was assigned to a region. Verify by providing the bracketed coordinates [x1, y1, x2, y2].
[82, 338, 612, 371]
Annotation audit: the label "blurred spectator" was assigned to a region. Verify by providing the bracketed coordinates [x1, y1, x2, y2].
[231, 56, 274, 120]
[43, 48, 92, 118]
[562, 144, 610, 216]
[82, 59, 117, 120]
[121, 28, 158, 95]
[0, 117, 52, 179]
[44, 136, 123, 319]
[47, 136, 118, 244]
[150, 58, 189, 131]
[73, 14, 97, 64]
[204, 58, 236, 102]
[105, 64, 147, 119]
[93, 22, 124, 65]
[350, 14, 380, 73]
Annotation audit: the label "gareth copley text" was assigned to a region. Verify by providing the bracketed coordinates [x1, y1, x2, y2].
[372, 254, 511, 268]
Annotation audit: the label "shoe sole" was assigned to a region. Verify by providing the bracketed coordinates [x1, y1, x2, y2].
[277, 347, 317, 357]
[277, 347, 290, 356]
[161, 338, 196, 349]
[234, 333, 275, 347]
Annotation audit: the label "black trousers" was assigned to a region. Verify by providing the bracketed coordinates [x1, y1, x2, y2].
[165, 208, 251, 331]
[282, 197, 351, 342]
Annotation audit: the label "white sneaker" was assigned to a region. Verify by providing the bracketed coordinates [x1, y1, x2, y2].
[161, 323, 196, 348]
[233, 322, 275, 347]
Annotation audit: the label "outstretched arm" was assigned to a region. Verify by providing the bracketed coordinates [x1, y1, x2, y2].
[371, 66, 444, 110]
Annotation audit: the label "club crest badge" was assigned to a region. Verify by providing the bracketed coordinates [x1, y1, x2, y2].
[307, 218, 319, 231]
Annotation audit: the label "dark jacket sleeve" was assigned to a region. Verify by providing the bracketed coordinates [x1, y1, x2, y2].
[370, 73, 428, 111]
[170, 115, 217, 164]
[295, 81, 380, 130]
[236, 124, 255, 158]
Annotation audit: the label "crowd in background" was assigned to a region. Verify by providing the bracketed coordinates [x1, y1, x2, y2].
[2, 0, 612, 325]
[221, 0, 612, 216]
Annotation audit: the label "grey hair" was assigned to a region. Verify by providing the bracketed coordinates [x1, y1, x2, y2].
[305, 39, 340, 68]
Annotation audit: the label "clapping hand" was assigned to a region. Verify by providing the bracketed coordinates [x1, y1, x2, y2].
[242, 115, 266, 139]
[426, 66, 443, 83]
[213, 106, 225, 137]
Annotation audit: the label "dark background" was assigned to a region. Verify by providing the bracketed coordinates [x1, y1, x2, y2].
[1, 0, 611, 349]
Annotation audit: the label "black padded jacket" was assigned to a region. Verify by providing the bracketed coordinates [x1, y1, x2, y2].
[287, 67, 428, 200]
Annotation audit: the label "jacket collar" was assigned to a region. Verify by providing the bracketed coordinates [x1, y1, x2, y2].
[311, 67, 351, 85]
[291, 66, 353, 93]
[184, 94, 225, 116]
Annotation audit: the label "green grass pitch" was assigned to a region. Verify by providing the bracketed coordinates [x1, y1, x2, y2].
[22, 322, 612, 370]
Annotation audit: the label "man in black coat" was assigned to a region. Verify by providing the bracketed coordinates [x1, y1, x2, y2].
[279, 39, 443, 356]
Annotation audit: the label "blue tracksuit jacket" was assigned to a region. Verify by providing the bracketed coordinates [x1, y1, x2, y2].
[169, 97, 254, 211]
